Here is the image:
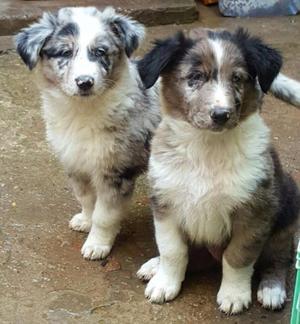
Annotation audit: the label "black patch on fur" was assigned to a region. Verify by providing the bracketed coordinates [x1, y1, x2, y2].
[258, 177, 271, 189]
[110, 18, 139, 57]
[15, 13, 57, 70]
[88, 47, 110, 72]
[57, 22, 78, 37]
[234, 28, 282, 93]
[211, 68, 218, 81]
[138, 32, 194, 89]
[104, 165, 143, 197]
[42, 46, 73, 59]
[119, 166, 141, 182]
[144, 130, 152, 153]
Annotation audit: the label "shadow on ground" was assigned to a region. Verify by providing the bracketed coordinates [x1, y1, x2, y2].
[0, 6, 299, 323]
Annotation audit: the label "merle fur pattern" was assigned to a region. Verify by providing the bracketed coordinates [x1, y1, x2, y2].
[15, 7, 160, 260]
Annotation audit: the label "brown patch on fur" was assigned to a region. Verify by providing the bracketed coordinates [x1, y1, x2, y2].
[160, 74, 185, 120]
[239, 81, 263, 121]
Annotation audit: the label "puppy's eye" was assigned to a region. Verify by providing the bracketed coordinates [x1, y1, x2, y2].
[187, 72, 206, 87]
[232, 74, 242, 83]
[94, 48, 106, 57]
[60, 50, 73, 58]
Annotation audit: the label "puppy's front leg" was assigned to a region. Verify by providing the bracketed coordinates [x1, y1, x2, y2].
[81, 190, 125, 260]
[145, 214, 188, 303]
[69, 174, 96, 233]
[217, 210, 270, 314]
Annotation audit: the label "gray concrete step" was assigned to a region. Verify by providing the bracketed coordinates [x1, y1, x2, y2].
[0, 0, 198, 36]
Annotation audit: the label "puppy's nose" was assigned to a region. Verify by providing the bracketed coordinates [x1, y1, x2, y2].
[210, 107, 231, 125]
[75, 75, 94, 91]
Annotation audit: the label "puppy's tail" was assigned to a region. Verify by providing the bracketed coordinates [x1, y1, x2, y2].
[270, 73, 300, 107]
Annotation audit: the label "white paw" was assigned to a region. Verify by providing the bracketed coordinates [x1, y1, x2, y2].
[145, 272, 181, 304]
[257, 280, 286, 310]
[81, 239, 112, 260]
[69, 213, 91, 233]
[217, 282, 251, 314]
[137, 257, 160, 281]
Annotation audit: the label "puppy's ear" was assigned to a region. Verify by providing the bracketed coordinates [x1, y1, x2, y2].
[15, 12, 57, 70]
[138, 32, 193, 89]
[235, 28, 282, 93]
[102, 7, 145, 57]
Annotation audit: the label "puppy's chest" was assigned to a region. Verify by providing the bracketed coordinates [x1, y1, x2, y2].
[46, 112, 124, 173]
[152, 137, 267, 244]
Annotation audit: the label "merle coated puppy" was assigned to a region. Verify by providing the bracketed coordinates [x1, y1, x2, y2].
[136, 28, 300, 314]
[15, 7, 160, 260]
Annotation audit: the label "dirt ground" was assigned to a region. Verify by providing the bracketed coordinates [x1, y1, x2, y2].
[0, 5, 300, 324]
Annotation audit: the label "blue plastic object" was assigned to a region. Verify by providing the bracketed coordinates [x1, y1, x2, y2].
[219, 0, 300, 17]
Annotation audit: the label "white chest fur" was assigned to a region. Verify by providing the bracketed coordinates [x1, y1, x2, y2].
[41, 93, 130, 174]
[150, 113, 270, 245]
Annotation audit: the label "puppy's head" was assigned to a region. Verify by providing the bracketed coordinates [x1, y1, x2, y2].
[15, 7, 144, 97]
[139, 28, 282, 132]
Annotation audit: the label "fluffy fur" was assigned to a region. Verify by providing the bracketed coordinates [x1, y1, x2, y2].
[15, 7, 160, 260]
[137, 28, 300, 314]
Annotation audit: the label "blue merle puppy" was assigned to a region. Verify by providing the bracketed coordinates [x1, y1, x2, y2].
[15, 7, 160, 260]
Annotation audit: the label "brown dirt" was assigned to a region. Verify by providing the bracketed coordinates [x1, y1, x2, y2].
[0, 7, 299, 323]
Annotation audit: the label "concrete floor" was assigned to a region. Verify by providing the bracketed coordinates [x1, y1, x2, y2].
[0, 6, 300, 324]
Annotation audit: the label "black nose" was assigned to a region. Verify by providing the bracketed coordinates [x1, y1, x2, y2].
[75, 75, 94, 91]
[210, 107, 231, 125]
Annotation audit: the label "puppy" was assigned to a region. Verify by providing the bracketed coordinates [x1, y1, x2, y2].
[136, 28, 300, 314]
[15, 7, 160, 260]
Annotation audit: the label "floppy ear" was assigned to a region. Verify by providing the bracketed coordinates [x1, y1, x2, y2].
[138, 32, 193, 89]
[235, 28, 282, 93]
[15, 12, 57, 70]
[102, 7, 145, 57]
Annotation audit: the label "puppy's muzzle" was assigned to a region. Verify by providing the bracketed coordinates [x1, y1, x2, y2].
[75, 75, 94, 92]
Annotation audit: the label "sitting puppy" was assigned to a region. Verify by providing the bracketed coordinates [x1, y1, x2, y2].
[15, 7, 160, 260]
[137, 28, 300, 314]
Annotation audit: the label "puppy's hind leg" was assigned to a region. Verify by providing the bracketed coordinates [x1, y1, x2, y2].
[257, 226, 294, 310]
[217, 207, 272, 314]
[257, 173, 300, 310]
[69, 174, 96, 233]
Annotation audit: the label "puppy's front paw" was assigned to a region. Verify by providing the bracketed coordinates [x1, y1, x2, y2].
[217, 282, 251, 314]
[145, 272, 181, 304]
[81, 238, 111, 260]
[137, 257, 160, 281]
[257, 280, 286, 310]
[69, 213, 91, 233]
